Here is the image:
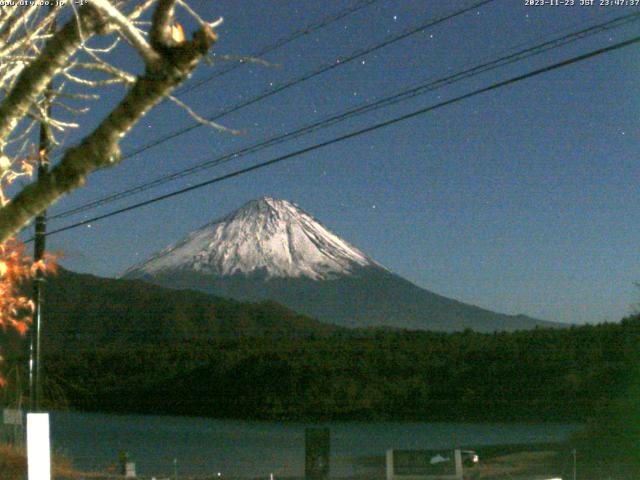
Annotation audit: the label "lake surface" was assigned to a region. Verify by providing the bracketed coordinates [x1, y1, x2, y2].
[50, 410, 580, 478]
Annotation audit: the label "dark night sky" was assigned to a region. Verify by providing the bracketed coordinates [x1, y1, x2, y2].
[25, 0, 640, 325]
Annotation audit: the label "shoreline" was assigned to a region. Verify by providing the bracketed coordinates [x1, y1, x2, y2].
[47, 406, 590, 427]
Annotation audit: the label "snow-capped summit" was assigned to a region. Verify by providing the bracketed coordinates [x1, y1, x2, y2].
[124, 197, 560, 332]
[124, 197, 375, 280]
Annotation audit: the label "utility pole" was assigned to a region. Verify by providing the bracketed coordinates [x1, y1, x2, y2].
[572, 448, 577, 480]
[29, 61, 54, 413]
[28, 3, 57, 413]
[29, 112, 51, 411]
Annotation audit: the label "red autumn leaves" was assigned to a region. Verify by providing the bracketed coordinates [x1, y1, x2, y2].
[0, 151, 56, 386]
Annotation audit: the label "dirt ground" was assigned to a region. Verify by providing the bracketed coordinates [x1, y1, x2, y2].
[465, 450, 561, 479]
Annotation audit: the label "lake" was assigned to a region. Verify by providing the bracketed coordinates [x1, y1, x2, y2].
[49, 410, 580, 478]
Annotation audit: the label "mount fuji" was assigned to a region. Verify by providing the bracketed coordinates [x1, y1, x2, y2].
[124, 197, 559, 332]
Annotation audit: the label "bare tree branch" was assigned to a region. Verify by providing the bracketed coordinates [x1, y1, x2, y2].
[0, 13, 218, 241]
[0, 4, 38, 42]
[0, 5, 104, 148]
[168, 94, 240, 135]
[90, 0, 160, 65]
[150, 0, 178, 48]
[0, 6, 57, 57]
[127, 0, 157, 22]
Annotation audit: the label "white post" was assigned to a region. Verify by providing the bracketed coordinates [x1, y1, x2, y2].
[386, 449, 394, 480]
[454, 449, 463, 480]
[125, 461, 137, 478]
[26, 413, 51, 480]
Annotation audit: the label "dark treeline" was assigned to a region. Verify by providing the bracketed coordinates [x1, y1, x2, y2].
[39, 315, 639, 424]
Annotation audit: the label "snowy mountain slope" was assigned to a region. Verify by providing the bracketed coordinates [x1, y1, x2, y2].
[125, 197, 562, 332]
[125, 197, 375, 281]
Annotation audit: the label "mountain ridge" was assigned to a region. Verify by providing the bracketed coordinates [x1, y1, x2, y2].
[125, 197, 563, 332]
[29, 267, 344, 351]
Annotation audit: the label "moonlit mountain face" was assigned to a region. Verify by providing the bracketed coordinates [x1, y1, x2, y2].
[125, 197, 376, 281]
[125, 197, 561, 332]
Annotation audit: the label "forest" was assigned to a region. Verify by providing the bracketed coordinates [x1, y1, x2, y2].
[38, 315, 638, 424]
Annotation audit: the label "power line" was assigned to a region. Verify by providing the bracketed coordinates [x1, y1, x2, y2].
[99, 0, 495, 161]
[49, 0, 382, 166]
[174, 0, 380, 97]
[48, 0, 496, 218]
[49, 11, 640, 220]
[35, 34, 640, 240]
